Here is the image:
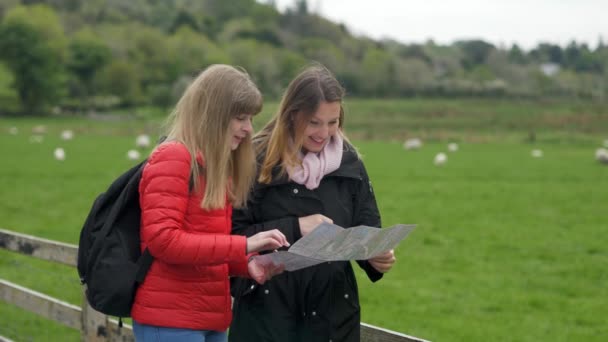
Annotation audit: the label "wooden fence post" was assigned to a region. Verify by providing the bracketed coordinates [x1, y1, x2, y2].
[81, 291, 108, 342]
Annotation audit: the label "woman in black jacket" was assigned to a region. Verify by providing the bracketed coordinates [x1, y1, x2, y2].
[229, 64, 396, 342]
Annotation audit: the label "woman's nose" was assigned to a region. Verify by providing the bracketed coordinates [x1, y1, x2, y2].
[318, 125, 329, 138]
[243, 119, 253, 133]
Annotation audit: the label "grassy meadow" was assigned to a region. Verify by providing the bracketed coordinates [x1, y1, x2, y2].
[1, 98, 607, 341]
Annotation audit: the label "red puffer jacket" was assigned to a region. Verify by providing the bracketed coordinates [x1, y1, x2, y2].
[131, 141, 250, 331]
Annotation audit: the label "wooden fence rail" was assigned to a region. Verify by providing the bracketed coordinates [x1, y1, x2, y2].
[0, 228, 429, 342]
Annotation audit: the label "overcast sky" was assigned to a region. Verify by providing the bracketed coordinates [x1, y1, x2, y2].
[268, 0, 606, 50]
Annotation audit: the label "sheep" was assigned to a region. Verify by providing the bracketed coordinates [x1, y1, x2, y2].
[29, 135, 44, 143]
[434, 152, 447, 166]
[9, 127, 18, 135]
[596, 148, 608, 164]
[531, 149, 543, 158]
[54, 148, 65, 161]
[60, 130, 74, 140]
[448, 143, 459, 152]
[403, 138, 423, 150]
[136, 134, 151, 149]
[127, 149, 141, 161]
[31, 125, 47, 134]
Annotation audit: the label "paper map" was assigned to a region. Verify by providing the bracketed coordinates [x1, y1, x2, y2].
[256, 222, 416, 271]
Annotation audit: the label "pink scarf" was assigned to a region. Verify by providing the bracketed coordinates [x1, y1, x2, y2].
[287, 135, 343, 190]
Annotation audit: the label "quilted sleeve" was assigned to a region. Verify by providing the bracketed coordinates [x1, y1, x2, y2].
[139, 142, 248, 265]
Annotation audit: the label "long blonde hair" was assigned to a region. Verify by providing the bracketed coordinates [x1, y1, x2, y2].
[256, 64, 353, 184]
[163, 64, 262, 209]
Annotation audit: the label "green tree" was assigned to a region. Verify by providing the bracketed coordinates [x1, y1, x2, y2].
[297, 38, 347, 75]
[358, 48, 393, 96]
[275, 49, 307, 88]
[169, 26, 229, 76]
[0, 5, 66, 114]
[281, 11, 347, 46]
[393, 57, 434, 95]
[423, 41, 464, 79]
[529, 43, 563, 64]
[169, 10, 200, 33]
[0, 62, 19, 113]
[455, 39, 496, 70]
[111, 24, 178, 106]
[81, 0, 150, 25]
[225, 39, 282, 95]
[395, 43, 432, 65]
[486, 49, 533, 95]
[508, 44, 527, 64]
[97, 60, 141, 106]
[203, 0, 255, 22]
[0, 0, 20, 14]
[67, 29, 111, 102]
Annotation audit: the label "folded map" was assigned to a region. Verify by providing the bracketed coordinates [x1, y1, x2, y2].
[256, 222, 416, 271]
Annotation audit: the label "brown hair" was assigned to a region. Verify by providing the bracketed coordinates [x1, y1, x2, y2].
[255, 63, 353, 184]
[163, 64, 262, 209]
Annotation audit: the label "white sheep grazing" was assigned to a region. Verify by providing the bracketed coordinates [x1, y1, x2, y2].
[596, 148, 608, 164]
[31, 125, 47, 134]
[531, 149, 543, 158]
[403, 138, 423, 150]
[127, 149, 141, 161]
[434, 152, 447, 166]
[136, 134, 151, 149]
[448, 143, 459, 152]
[60, 130, 74, 140]
[9, 127, 18, 135]
[54, 147, 65, 161]
[29, 135, 44, 143]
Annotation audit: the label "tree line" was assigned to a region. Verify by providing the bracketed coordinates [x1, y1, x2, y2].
[0, 0, 606, 115]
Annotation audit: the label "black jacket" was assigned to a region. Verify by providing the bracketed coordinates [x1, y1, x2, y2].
[229, 145, 383, 342]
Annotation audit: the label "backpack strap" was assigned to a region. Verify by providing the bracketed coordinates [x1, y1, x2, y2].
[96, 160, 147, 240]
[127, 151, 192, 283]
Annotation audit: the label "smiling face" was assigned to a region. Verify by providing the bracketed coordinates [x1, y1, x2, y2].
[301, 101, 341, 153]
[229, 113, 254, 150]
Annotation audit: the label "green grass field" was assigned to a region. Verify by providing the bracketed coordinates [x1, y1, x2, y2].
[1, 99, 607, 341]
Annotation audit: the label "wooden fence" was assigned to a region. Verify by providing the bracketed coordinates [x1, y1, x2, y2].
[0, 228, 429, 342]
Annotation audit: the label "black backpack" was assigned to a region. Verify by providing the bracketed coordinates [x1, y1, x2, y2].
[77, 159, 153, 318]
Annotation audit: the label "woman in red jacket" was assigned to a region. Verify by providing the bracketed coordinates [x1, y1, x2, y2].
[131, 64, 289, 342]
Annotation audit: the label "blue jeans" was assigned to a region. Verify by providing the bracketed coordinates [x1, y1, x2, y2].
[133, 320, 227, 342]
